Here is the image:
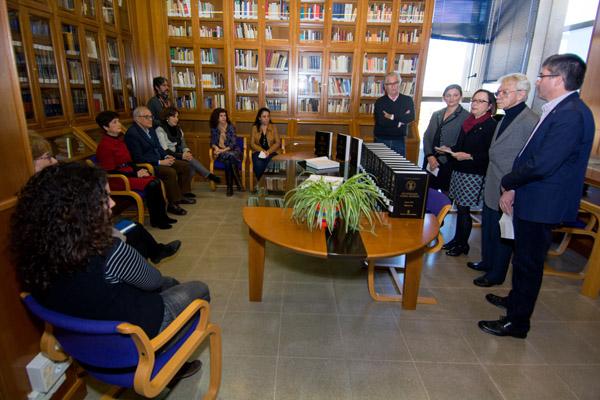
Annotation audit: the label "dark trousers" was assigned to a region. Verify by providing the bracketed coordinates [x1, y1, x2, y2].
[156, 160, 192, 203]
[124, 223, 161, 260]
[507, 216, 554, 332]
[452, 205, 472, 246]
[481, 204, 514, 283]
[144, 179, 169, 225]
[252, 151, 276, 180]
[375, 137, 406, 157]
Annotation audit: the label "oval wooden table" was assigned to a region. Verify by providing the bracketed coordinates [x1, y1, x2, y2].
[243, 207, 440, 309]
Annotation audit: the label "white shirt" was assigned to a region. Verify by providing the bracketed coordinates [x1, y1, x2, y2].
[517, 91, 576, 158]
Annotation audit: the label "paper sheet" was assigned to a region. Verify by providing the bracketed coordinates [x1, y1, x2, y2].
[258, 151, 267, 159]
[499, 213, 514, 239]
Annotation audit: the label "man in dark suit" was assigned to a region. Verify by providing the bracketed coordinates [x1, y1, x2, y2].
[469, 73, 539, 287]
[479, 54, 595, 338]
[125, 106, 194, 216]
[373, 72, 415, 157]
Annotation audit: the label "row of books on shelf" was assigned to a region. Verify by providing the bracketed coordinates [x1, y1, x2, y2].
[299, 29, 323, 41]
[168, 22, 192, 37]
[198, 1, 219, 18]
[299, 54, 322, 71]
[328, 77, 351, 96]
[234, 0, 258, 19]
[236, 96, 258, 110]
[236, 75, 259, 93]
[42, 92, 63, 117]
[262, 176, 287, 192]
[398, 28, 421, 44]
[175, 91, 196, 108]
[171, 68, 196, 87]
[30, 20, 51, 37]
[200, 25, 224, 38]
[330, 55, 351, 73]
[297, 76, 321, 96]
[396, 55, 418, 74]
[266, 1, 289, 20]
[365, 29, 389, 43]
[204, 94, 225, 109]
[106, 40, 119, 62]
[331, 3, 356, 21]
[265, 51, 289, 70]
[331, 27, 353, 42]
[398, 3, 425, 23]
[170, 47, 194, 64]
[67, 60, 84, 84]
[71, 88, 88, 114]
[88, 62, 103, 83]
[265, 78, 288, 94]
[34, 52, 59, 84]
[363, 56, 387, 73]
[247, 196, 285, 207]
[202, 72, 225, 88]
[110, 66, 123, 90]
[236, 22, 257, 39]
[366, 3, 392, 23]
[327, 99, 350, 113]
[298, 98, 319, 112]
[299, 4, 324, 21]
[266, 98, 287, 111]
[234, 49, 259, 69]
[62, 31, 80, 55]
[167, 0, 191, 18]
[200, 48, 219, 64]
[85, 36, 99, 59]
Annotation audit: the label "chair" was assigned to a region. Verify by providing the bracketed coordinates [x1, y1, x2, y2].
[544, 199, 600, 298]
[248, 137, 286, 192]
[367, 189, 452, 303]
[21, 293, 222, 399]
[209, 136, 247, 191]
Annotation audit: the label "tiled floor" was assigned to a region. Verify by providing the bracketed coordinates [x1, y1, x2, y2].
[85, 183, 600, 399]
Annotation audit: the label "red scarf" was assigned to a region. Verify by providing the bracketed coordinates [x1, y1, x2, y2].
[462, 112, 491, 133]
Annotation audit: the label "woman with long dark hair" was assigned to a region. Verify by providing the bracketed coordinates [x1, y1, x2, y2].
[438, 89, 497, 256]
[209, 108, 242, 196]
[250, 107, 281, 181]
[10, 163, 210, 342]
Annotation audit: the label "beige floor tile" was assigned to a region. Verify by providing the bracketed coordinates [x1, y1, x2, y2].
[279, 314, 344, 358]
[275, 357, 351, 400]
[553, 365, 600, 400]
[348, 360, 427, 400]
[339, 315, 411, 361]
[486, 365, 578, 400]
[282, 282, 337, 314]
[220, 311, 281, 356]
[417, 362, 503, 400]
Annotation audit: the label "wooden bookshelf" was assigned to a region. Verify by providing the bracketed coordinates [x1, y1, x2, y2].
[8, 0, 138, 131]
[154, 0, 433, 162]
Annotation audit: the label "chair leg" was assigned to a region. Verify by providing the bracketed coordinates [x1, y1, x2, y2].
[203, 324, 222, 400]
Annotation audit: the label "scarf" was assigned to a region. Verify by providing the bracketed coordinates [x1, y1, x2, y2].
[462, 112, 491, 133]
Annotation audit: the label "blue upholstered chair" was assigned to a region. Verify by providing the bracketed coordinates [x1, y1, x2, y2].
[424, 188, 452, 253]
[208, 136, 247, 191]
[21, 293, 222, 399]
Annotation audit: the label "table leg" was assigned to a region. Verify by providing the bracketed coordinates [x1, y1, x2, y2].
[403, 248, 424, 310]
[248, 228, 266, 302]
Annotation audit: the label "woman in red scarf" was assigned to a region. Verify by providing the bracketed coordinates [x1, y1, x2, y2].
[437, 89, 497, 256]
[95, 111, 176, 230]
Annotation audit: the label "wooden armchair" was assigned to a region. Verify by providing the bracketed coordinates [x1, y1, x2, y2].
[21, 293, 222, 399]
[249, 137, 286, 192]
[208, 136, 247, 191]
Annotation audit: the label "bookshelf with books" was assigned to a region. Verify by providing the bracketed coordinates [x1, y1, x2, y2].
[84, 30, 106, 114]
[8, 9, 35, 122]
[233, 0, 258, 41]
[359, 52, 387, 115]
[326, 52, 353, 114]
[264, 48, 289, 113]
[264, 0, 290, 42]
[297, 51, 323, 114]
[106, 36, 125, 111]
[122, 38, 138, 110]
[82, 0, 97, 19]
[102, 0, 116, 27]
[233, 47, 259, 112]
[61, 23, 89, 116]
[298, 0, 325, 43]
[200, 47, 226, 111]
[364, 1, 392, 44]
[169, 46, 197, 110]
[330, 1, 357, 44]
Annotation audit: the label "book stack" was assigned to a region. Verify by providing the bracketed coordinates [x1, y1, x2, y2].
[265, 50, 289, 70]
[361, 142, 429, 218]
[234, 0, 259, 19]
[314, 131, 333, 158]
[335, 133, 351, 162]
[331, 3, 357, 21]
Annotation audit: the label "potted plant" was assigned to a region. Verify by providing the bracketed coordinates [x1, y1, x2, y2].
[284, 173, 386, 233]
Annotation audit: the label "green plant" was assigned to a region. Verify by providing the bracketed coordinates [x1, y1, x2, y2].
[284, 173, 386, 233]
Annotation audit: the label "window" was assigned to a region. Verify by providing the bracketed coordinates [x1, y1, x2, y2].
[559, 0, 599, 60]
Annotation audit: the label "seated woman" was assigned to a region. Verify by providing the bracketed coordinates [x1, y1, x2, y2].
[209, 108, 242, 196]
[156, 106, 221, 187]
[95, 111, 175, 230]
[10, 163, 210, 346]
[29, 132, 58, 172]
[250, 107, 281, 181]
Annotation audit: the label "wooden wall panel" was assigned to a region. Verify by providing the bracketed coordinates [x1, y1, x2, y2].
[581, 1, 600, 156]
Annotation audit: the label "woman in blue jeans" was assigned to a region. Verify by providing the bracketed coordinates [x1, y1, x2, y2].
[10, 163, 209, 346]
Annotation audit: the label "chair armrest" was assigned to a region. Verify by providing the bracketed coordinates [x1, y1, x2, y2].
[107, 173, 132, 192]
[136, 163, 155, 175]
[150, 299, 210, 351]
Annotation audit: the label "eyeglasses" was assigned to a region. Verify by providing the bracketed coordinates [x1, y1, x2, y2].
[36, 153, 54, 161]
[470, 99, 489, 104]
[537, 74, 559, 80]
[495, 89, 524, 97]
[139, 115, 153, 119]
[384, 81, 399, 86]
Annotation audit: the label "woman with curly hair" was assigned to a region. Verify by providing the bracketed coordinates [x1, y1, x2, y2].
[209, 108, 242, 196]
[11, 163, 210, 341]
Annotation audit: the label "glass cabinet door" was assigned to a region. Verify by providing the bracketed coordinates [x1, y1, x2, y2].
[84, 30, 106, 113]
[82, 0, 97, 19]
[123, 39, 138, 110]
[297, 52, 322, 114]
[9, 9, 35, 121]
[62, 23, 89, 115]
[30, 15, 64, 118]
[107, 36, 125, 111]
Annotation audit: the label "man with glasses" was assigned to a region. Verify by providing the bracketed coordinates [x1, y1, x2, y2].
[125, 106, 194, 216]
[479, 54, 594, 338]
[469, 73, 539, 288]
[373, 72, 415, 157]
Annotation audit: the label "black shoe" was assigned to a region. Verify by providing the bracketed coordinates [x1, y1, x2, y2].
[474, 275, 502, 287]
[166, 217, 178, 224]
[485, 293, 508, 310]
[467, 261, 488, 272]
[178, 197, 196, 205]
[478, 317, 527, 339]
[167, 360, 202, 388]
[151, 240, 182, 263]
[167, 204, 187, 215]
[183, 192, 196, 198]
[150, 221, 172, 230]
[226, 185, 233, 197]
[445, 244, 469, 256]
[441, 239, 457, 250]
[207, 173, 221, 184]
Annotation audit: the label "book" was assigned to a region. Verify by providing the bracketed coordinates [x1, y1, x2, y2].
[305, 156, 340, 170]
[348, 136, 363, 176]
[335, 133, 351, 162]
[314, 130, 333, 157]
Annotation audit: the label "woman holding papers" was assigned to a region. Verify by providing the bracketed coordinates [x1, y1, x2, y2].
[250, 107, 281, 180]
[438, 89, 497, 256]
[210, 108, 242, 196]
[422, 84, 470, 191]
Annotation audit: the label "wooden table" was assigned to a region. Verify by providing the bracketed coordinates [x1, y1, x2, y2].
[243, 207, 440, 309]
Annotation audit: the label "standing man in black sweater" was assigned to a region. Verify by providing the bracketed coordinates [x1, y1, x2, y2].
[373, 72, 415, 157]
